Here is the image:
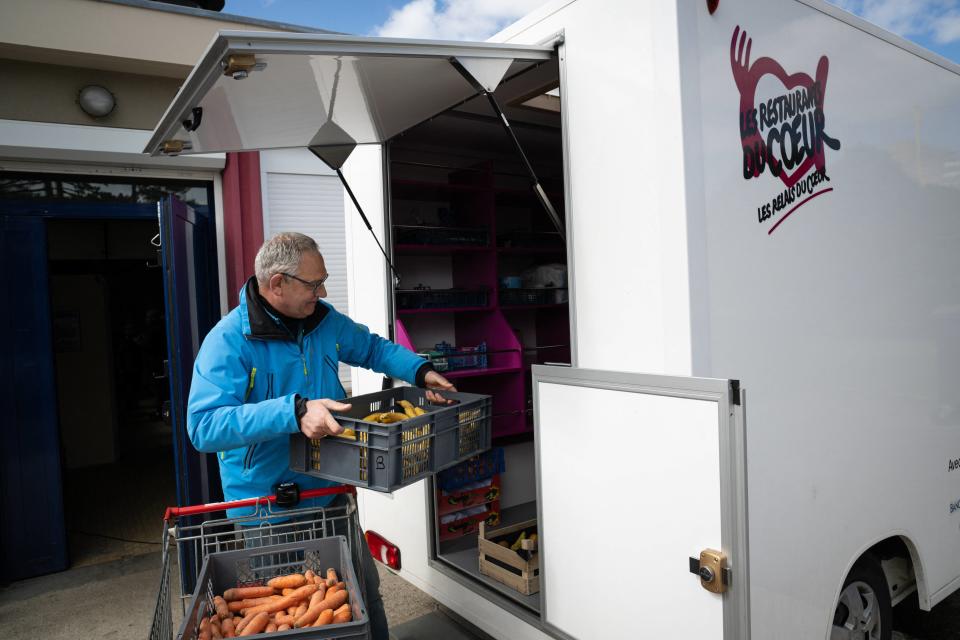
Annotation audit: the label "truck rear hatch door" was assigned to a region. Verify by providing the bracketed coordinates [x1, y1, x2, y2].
[144, 31, 554, 159]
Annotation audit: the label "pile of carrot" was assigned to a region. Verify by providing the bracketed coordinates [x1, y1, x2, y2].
[196, 568, 353, 638]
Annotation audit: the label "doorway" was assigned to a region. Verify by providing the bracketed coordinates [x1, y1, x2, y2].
[48, 219, 174, 567]
[0, 173, 221, 580]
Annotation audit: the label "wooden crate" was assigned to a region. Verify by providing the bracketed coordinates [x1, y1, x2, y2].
[477, 518, 539, 596]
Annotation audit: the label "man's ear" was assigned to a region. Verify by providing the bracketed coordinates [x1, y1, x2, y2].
[268, 273, 285, 295]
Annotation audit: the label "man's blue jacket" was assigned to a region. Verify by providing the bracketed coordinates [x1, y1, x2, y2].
[186, 277, 427, 517]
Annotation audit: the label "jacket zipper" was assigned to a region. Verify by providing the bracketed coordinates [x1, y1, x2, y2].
[298, 327, 309, 377]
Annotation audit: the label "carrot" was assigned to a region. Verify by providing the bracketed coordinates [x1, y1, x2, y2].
[333, 609, 352, 623]
[282, 588, 296, 596]
[294, 603, 307, 619]
[265, 622, 278, 633]
[325, 584, 342, 597]
[333, 603, 350, 617]
[293, 603, 324, 628]
[313, 575, 325, 586]
[239, 611, 269, 636]
[228, 596, 280, 612]
[311, 609, 334, 627]
[275, 611, 295, 626]
[213, 596, 231, 620]
[223, 586, 275, 601]
[294, 589, 348, 628]
[233, 615, 250, 635]
[334, 581, 344, 590]
[267, 573, 307, 590]
[325, 568, 338, 587]
[325, 589, 349, 610]
[242, 584, 318, 617]
[199, 615, 212, 640]
[277, 623, 291, 631]
[221, 617, 236, 638]
[309, 589, 326, 607]
[304, 570, 316, 582]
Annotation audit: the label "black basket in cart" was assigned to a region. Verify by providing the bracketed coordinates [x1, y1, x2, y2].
[290, 388, 492, 493]
[396, 288, 489, 310]
[149, 486, 368, 640]
[178, 537, 368, 640]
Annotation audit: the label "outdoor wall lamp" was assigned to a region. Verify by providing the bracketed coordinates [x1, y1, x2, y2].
[77, 85, 116, 118]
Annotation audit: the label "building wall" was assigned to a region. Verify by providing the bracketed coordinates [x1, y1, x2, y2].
[0, 0, 305, 131]
[0, 0, 299, 75]
[0, 58, 183, 130]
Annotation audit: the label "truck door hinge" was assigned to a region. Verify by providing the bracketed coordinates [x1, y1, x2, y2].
[161, 140, 192, 155]
[689, 549, 730, 593]
[221, 54, 267, 80]
[729, 379, 741, 405]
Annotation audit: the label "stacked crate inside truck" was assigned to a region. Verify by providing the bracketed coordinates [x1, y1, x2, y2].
[434, 449, 506, 542]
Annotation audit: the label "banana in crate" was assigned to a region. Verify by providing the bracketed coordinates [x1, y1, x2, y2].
[357, 399, 431, 480]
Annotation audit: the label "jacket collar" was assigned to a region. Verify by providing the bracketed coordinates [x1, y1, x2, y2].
[240, 276, 329, 341]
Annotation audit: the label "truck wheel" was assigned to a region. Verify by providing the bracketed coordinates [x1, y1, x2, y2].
[831, 556, 892, 640]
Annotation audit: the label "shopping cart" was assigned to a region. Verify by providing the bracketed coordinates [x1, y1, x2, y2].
[149, 485, 366, 640]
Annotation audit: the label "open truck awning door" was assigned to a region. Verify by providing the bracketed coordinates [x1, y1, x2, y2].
[143, 31, 554, 162]
[532, 366, 749, 640]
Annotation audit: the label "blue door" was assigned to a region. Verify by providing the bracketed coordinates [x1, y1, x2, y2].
[0, 216, 68, 581]
[160, 196, 218, 509]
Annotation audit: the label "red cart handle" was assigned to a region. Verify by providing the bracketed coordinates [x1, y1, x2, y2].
[163, 485, 356, 522]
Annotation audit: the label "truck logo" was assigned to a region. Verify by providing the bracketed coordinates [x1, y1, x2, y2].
[730, 26, 841, 234]
[950, 458, 960, 472]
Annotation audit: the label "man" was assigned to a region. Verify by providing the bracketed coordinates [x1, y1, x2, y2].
[186, 232, 455, 639]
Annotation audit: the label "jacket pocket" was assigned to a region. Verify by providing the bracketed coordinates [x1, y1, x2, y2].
[323, 355, 346, 397]
[242, 443, 258, 472]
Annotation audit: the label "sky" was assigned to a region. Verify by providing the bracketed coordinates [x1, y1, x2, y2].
[220, 0, 960, 63]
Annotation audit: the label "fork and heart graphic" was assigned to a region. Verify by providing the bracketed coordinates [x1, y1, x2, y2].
[730, 25, 841, 189]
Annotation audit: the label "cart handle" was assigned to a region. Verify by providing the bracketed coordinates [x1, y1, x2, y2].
[163, 485, 357, 522]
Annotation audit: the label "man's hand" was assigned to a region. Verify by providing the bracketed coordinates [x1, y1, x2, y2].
[299, 399, 352, 439]
[424, 370, 457, 405]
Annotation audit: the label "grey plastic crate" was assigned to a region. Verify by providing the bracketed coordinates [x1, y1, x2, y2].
[290, 388, 492, 493]
[177, 536, 369, 640]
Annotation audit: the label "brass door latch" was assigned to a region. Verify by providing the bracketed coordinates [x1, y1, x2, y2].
[689, 549, 730, 594]
[221, 54, 267, 80]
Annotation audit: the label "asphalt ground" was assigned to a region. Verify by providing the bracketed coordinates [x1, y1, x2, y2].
[0, 548, 958, 639]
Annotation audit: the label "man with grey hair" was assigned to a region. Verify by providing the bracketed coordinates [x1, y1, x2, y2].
[187, 232, 454, 639]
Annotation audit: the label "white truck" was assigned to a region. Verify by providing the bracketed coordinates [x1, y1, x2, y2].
[146, 0, 960, 638]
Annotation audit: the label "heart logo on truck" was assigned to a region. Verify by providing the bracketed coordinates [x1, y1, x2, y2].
[730, 26, 842, 233]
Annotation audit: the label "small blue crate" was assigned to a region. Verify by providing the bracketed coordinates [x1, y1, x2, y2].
[437, 447, 505, 492]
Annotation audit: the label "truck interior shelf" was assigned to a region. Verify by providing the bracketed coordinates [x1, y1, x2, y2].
[396, 244, 491, 255]
[436, 500, 541, 614]
[443, 366, 524, 379]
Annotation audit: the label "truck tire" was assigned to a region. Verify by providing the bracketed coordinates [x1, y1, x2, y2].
[831, 556, 892, 640]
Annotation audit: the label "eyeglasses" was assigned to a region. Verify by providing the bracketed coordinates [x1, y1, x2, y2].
[281, 272, 328, 295]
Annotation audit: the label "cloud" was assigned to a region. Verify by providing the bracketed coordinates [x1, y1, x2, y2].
[827, 0, 960, 44]
[372, 0, 551, 40]
[931, 11, 960, 43]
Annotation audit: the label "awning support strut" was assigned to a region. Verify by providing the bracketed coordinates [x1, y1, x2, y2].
[450, 58, 565, 242]
[309, 146, 401, 285]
